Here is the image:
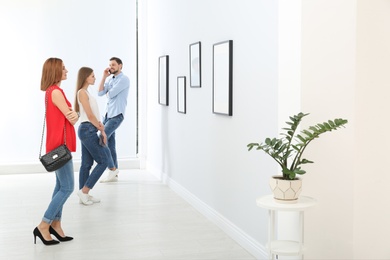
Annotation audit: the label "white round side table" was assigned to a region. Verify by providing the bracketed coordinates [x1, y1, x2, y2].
[256, 195, 317, 260]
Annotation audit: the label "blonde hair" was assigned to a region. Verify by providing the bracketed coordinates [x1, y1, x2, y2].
[74, 67, 93, 113]
[40, 58, 63, 91]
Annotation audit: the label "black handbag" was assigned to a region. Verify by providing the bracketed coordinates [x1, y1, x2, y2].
[39, 89, 72, 172]
[40, 144, 72, 172]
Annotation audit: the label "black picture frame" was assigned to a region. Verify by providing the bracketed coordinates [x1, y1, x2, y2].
[158, 55, 169, 106]
[189, 41, 201, 88]
[177, 76, 186, 114]
[212, 40, 233, 116]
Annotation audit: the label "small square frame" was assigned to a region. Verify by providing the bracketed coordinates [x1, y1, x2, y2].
[212, 40, 233, 116]
[189, 41, 201, 88]
[158, 55, 169, 106]
[177, 76, 186, 114]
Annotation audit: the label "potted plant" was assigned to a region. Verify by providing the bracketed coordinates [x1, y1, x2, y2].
[247, 112, 348, 203]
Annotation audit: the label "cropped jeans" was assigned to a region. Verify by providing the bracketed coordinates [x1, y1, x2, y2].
[103, 113, 124, 169]
[42, 159, 74, 224]
[78, 122, 115, 190]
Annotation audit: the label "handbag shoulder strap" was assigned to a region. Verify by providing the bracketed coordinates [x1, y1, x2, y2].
[39, 87, 66, 158]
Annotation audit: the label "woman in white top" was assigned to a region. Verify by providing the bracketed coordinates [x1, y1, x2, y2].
[74, 67, 118, 205]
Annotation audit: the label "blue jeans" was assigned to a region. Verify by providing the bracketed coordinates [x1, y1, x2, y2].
[103, 113, 124, 169]
[43, 159, 74, 224]
[78, 122, 115, 190]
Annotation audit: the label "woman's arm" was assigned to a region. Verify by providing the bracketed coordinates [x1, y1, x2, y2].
[51, 89, 78, 125]
[100, 130, 107, 145]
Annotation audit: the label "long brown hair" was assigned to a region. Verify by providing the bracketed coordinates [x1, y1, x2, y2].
[74, 67, 93, 113]
[40, 58, 63, 91]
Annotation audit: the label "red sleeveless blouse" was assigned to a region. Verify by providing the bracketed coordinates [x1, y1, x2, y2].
[45, 86, 76, 153]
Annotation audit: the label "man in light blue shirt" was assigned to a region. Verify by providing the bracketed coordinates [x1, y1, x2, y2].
[98, 57, 130, 182]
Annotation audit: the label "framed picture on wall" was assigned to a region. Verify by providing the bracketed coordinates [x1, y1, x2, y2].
[158, 55, 169, 106]
[189, 41, 201, 88]
[177, 76, 186, 113]
[212, 40, 233, 116]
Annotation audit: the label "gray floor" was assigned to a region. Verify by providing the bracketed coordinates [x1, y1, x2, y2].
[0, 169, 255, 260]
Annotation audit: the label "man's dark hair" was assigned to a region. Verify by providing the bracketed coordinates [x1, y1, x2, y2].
[110, 57, 123, 65]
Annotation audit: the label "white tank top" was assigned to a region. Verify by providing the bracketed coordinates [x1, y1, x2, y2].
[77, 89, 101, 123]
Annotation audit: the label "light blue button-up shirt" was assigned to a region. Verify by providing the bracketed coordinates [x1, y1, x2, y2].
[98, 72, 130, 118]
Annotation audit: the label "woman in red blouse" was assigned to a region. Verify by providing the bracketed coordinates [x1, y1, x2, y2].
[33, 58, 79, 245]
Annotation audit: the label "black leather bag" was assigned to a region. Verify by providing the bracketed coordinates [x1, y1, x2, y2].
[40, 144, 72, 172]
[39, 88, 72, 172]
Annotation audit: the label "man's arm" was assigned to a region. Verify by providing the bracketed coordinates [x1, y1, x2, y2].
[106, 76, 130, 98]
[98, 68, 111, 96]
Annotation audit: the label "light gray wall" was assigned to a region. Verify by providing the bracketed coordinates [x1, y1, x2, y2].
[0, 0, 137, 170]
[139, 0, 279, 257]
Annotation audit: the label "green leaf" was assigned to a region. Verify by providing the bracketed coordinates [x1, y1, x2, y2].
[291, 124, 297, 131]
[291, 144, 300, 151]
[323, 122, 331, 130]
[294, 169, 306, 175]
[277, 144, 287, 153]
[247, 143, 259, 151]
[297, 134, 306, 143]
[302, 130, 313, 138]
[317, 123, 325, 130]
[300, 159, 314, 164]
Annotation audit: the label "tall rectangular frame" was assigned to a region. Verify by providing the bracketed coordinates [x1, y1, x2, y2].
[158, 55, 169, 106]
[212, 40, 233, 116]
[189, 41, 201, 88]
[177, 76, 186, 113]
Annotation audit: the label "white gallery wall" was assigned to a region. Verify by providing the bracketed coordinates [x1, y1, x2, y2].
[140, 0, 390, 259]
[139, 0, 280, 258]
[0, 0, 137, 173]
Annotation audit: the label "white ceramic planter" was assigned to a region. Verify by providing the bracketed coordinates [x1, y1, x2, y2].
[269, 176, 302, 203]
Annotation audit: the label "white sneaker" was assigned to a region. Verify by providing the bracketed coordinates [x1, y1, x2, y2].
[79, 195, 100, 204]
[100, 169, 119, 183]
[88, 195, 101, 203]
[77, 190, 93, 206]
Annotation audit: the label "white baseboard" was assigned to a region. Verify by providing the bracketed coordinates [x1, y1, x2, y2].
[0, 157, 140, 175]
[147, 165, 268, 260]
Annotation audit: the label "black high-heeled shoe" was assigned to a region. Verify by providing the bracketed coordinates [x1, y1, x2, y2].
[49, 226, 73, 242]
[33, 227, 60, 245]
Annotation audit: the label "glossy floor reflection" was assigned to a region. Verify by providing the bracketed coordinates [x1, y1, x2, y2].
[0, 169, 255, 260]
